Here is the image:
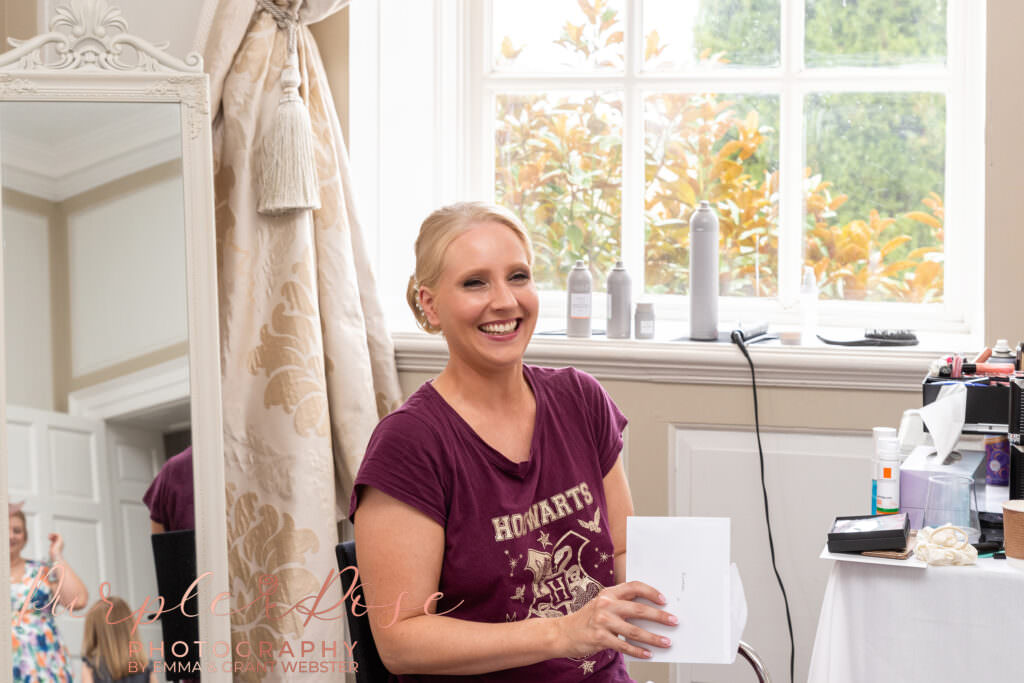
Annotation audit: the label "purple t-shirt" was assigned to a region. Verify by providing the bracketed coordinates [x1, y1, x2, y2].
[143, 447, 194, 531]
[350, 365, 632, 682]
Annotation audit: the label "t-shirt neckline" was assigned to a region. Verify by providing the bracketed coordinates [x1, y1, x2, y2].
[424, 365, 541, 478]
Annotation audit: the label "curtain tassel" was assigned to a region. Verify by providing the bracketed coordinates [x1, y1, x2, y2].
[257, 5, 320, 216]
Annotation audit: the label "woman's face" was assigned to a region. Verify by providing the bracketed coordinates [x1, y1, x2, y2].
[421, 221, 538, 372]
[9, 515, 26, 559]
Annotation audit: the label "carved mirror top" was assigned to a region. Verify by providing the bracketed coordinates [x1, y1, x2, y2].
[0, 0, 209, 139]
[0, 0, 202, 73]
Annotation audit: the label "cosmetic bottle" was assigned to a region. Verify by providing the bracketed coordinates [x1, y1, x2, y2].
[800, 266, 818, 345]
[606, 260, 631, 339]
[872, 427, 897, 515]
[689, 201, 719, 341]
[635, 302, 655, 339]
[567, 259, 592, 338]
[990, 339, 1015, 365]
[876, 437, 901, 515]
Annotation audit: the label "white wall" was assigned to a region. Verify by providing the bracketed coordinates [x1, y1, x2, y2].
[67, 176, 187, 377]
[2, 204, 53, 410]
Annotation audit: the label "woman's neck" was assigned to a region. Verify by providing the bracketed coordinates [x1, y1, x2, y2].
[433, 360, 530, 411]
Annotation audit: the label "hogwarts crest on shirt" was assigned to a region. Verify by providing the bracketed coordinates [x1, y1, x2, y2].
[525, 529, 604, 618]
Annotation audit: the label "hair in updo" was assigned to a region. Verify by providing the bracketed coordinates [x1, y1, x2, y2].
[406, 202, 533, 334]
[10, 508, 26, 543]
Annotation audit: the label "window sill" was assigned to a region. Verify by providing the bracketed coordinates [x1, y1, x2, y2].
[391, 329, 952, 392]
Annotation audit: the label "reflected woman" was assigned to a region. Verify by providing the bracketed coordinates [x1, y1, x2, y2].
[10, 502, 89, 683]
[350, 202, 676, 681]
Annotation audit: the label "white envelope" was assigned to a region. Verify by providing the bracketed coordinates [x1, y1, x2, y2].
[625, 516, 748, 664]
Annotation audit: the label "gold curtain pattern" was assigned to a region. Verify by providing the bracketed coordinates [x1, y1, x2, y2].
[203, 0, 401, 678]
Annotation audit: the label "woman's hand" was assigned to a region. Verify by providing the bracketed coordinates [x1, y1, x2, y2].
[47, 533, 64, 562]
[555, 581, 677, 660]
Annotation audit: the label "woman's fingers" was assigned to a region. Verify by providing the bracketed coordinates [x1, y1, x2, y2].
[560, 583, 677, 660]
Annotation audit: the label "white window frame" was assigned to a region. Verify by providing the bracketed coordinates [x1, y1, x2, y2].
[350, 0, 985, 339]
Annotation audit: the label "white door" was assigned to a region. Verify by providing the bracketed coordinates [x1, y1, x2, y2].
[7, 405, 164, 674]
[104, 422, 164, 649]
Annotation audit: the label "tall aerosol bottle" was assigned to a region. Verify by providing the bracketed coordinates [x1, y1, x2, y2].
[567, 259, 593, 338]
[689, 201, 719, 341]
[606, 260, 632, 339]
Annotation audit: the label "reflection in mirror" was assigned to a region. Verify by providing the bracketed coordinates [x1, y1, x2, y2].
[2, 100, 189, 678]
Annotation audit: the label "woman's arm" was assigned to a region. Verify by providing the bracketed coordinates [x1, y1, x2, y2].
[81, 661, 94, 683]
[355, 486, 675, 676]
[46, 533, 89, 611]
[604, 456, 635, 584]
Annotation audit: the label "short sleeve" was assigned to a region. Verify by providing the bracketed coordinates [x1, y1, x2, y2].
[348, 411, 450, 527]
[573, 369, 628, 476]
[142, 472, 167, 524]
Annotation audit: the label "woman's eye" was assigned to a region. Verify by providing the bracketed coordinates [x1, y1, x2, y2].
[510, 272, 530, 282]
[462, 279, 484, 288]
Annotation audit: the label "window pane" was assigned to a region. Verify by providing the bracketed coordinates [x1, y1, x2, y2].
[644, 93, 780, 296]
[493, 0, 625, 72]
[495, 92, 624, 290]
[804, 93, 945, 302]
[805, 0, 947, 68]
[643, 0, 780, 70]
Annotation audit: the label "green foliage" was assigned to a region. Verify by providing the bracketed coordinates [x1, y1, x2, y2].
[494, 0, 947, 303]
[805, 0, 947, 67]
[495, 93, 623, 290]
[691, 0, 781, 67]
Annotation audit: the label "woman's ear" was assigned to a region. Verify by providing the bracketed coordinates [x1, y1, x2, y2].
[419, 287, 441, 328]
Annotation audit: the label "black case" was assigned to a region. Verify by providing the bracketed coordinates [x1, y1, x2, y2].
[922, 375, 1010, 434]
[827, 513, 910, 553]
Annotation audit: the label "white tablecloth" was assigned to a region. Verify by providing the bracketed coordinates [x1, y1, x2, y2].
[808, 557, 1024, 683]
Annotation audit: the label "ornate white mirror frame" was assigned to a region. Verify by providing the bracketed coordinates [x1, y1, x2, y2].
[0, 1, 230, 679]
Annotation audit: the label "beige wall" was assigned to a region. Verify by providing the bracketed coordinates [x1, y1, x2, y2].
[0, 0, 37, 48]
[986, 0, 1024, 345]
[310, 8, 350, 143]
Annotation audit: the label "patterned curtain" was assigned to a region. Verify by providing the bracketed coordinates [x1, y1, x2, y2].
[202, 1, 401, 677]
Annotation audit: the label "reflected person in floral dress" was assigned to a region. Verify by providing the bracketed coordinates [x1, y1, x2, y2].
[10, 503, 89, 682]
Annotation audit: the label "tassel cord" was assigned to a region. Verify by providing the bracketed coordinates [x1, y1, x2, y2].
[256, 0, 299, 56]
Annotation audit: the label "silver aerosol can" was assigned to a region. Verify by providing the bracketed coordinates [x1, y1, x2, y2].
[689, 201, 719, 341]
[567, 259, 592, 338]
[606, 260, 631, 339]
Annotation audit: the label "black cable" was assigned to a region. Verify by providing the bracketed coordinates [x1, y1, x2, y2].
[730, 330, 795, 683]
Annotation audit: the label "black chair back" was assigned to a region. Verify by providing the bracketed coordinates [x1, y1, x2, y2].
[336, 541, 391, 683]
[151, 530, 200, 680]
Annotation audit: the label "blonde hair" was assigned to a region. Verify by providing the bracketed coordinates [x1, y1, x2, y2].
[406, 202, 533, 334]
[10, 509, 26, 543]
[83, 597, 148, 679]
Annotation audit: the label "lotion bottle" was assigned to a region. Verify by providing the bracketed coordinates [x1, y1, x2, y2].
[689, 201, 719, 341]
[876, 437, 901, 514]
[606, 260, 631, 339]
[567, 259, 592, 338]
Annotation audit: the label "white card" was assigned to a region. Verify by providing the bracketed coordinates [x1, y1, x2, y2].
[625, 516, 747, 664]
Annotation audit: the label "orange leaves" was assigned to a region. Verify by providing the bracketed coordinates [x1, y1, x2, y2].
[905, 211, 940, 228]
[645, 31, 665, 62]
[500, 36, 523, 61]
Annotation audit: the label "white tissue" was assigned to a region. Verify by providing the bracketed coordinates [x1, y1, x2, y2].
[915, 383, 967, 461]
[913, 524, 978, 566]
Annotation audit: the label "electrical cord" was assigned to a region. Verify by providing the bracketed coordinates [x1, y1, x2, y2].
[730, 330, 795, 683]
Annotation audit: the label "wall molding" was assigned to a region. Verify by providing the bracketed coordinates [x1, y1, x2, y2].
[393, 332, 933, 392]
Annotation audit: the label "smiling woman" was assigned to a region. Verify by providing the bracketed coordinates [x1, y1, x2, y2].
[348, 202, 679, 682]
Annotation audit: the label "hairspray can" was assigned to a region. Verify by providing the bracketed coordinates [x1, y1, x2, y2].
[567, 259, 592, 338]
[689, 201, 719, 341]
[606, 260, 631, 339]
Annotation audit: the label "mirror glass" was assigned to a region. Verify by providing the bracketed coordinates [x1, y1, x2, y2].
[3, 100, 188, 676]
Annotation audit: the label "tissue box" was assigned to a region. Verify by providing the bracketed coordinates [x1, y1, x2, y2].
[922, 376, 1009, 435]
[899, 445, 985, 529]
